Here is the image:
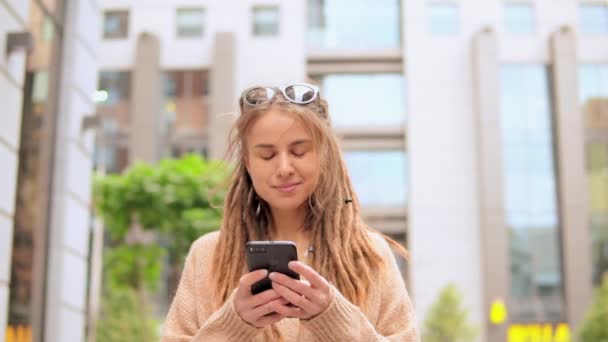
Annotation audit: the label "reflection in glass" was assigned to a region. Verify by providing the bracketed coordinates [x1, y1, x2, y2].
[318, 73, 406, 127]
[307, 0, 400, 49]
[429, 3, 459, 35]
[500, 65, 564, 322]
[580, 4, 608, 34]
[176, 8, 205, 38]
[8, 1, 62, 339]
[505, 3, 534, 35]
[253, 6, 280, 36]
[344, 151, 407, 207]
[580, 64, 608, 286]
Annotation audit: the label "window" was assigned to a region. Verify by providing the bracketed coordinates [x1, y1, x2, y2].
[579, 64, 608, 286]
[318, 73, 406, 127]
[500, 65, 564, 322]
[176, 8, 205, 38]
[162, 70, 210, 157]
[103, 10, 129, 39]
[307, 0, 401, 49]
[344, 151, 408, 207]
[429, 3, 459, 35]
[580, 4, 608, 34]
[98, 71, 131, 105]
[505, 3, 534, 34]
[253, 6, 280, 36]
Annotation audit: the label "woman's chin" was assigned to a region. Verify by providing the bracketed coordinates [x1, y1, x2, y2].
[267, 198, 308, 212]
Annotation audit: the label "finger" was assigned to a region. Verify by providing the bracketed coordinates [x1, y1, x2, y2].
[237, 270, 268, 297]
[272, 282, 316, 313]
[246, 289, 282, 309]
[250, 298, 285, 320]
[254, 313, 284, 327]
[272, 302, 305, 318]
[288, 261, 329, 291]
[269, 272, 318, 301]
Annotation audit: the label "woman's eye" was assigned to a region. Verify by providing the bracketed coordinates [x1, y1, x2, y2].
[292, 151, 306, 157]
[261, 154, 275, 160]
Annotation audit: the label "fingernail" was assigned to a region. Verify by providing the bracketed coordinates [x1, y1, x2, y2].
[260, 270, 268, 276]
[269, 272, 276, 279]
[288, 261, 296, 268]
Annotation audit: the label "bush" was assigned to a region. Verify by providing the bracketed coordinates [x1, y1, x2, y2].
[95, 288, 159, 342]
[93, 154, 229, 340]
[423, 283, 478, 342]
[578, 274, 608, 342]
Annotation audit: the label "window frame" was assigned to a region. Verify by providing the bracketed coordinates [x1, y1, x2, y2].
[103, 10, 129, 40]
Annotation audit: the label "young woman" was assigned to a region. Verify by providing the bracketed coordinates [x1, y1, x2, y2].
[163, 84, 419, 341]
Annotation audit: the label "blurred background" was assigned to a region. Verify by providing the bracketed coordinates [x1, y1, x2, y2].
[1, 0, 607, 341]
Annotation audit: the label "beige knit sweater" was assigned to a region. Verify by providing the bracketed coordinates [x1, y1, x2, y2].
[162, 231, 420, 341]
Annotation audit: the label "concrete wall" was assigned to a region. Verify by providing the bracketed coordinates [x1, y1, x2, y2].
[43, 0, 101, 341]
[98, 0, 307, 91]
[0, 0, 31, 339]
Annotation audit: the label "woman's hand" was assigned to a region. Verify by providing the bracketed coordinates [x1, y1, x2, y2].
[269, 261, 335, 320]
[233, 269, 290, 328]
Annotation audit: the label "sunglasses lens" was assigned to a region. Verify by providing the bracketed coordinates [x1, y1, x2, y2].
[244, 87, 274, 106]
[284, 85, 316, 104]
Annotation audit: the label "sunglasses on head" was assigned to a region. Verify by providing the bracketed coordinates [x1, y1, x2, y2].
[240, 83, 320, 107]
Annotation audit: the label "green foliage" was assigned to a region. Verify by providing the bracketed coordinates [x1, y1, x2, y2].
[578, 274, 608, 342]
[103, 244, 165, 293]
[93, 154, 229, 340]
[95, 288, 159, 342]
[423, 283, 479, 342]
[94, 154, 229, 266]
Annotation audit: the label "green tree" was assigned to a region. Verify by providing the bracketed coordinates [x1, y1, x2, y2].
[578, 274, 608, 342]
[93, 154, 229, 341]
[423, 283, 478, 342]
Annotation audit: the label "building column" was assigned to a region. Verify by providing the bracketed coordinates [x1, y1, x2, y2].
[130, 32, 161, 163]
[43, 0, 100, 341]
[472, 28, 509, 342]
[209, 32, 236, 160]
[550, 26, 593, 330]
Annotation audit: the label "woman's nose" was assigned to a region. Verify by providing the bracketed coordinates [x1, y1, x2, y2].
[276, 153, 294, 176]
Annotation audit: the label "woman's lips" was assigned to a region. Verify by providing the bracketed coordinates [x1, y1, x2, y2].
[275, 182, 300, 193]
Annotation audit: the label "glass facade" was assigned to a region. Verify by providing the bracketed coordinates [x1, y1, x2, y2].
[580, 4, 608, 34]
[95, 71, 131, 173]
[252, 6, 280, 36]
[500, 65, 564, 322]
[580, 64, 608, 286]
[307, 0, 401, 49]
[428, 3, 459, 35]
[505, 3, 534, 35]
[344, 151, 408, 207]
[8, 1, 63, 340]
[317, 73, 406, 127]
[176, 8, 205, 38]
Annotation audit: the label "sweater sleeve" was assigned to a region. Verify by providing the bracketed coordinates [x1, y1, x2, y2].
[162, 234, 263, 342]
[300, 236, 420, 342]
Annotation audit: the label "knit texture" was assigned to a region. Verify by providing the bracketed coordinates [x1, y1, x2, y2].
[162, 231, 420, 341]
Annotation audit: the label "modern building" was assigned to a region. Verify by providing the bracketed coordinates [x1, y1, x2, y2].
[94, 1, 608, 341]
[2, 0, 607, 341]
[1, 0, 100, 341]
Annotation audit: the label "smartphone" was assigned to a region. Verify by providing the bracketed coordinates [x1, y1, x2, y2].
[246, 241, 300, 295]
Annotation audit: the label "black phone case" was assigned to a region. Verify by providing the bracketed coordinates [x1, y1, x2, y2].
[246, 241, 300, 295]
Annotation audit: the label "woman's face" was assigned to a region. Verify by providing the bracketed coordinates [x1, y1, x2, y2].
[245, 109, 320, 212]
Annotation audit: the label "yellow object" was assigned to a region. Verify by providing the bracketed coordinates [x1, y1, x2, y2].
[508, 323, 571, 342]
[490, 298, 508, 324]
